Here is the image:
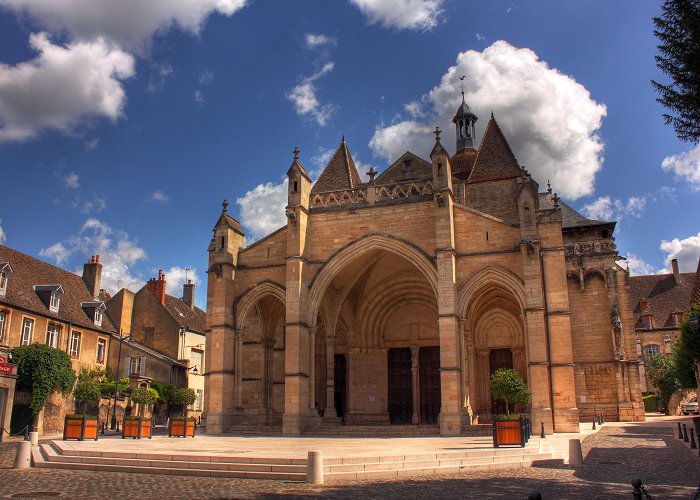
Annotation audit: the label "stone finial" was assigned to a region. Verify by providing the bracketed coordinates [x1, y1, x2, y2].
[434, 126, 441, 142]
[222, 199, 229, 213]
[293, 146, 299, 161]
[367, 167, 377, 182]
[552, 192, 560, 208]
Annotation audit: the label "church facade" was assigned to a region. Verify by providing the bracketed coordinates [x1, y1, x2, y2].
[204, 96, 645, 436]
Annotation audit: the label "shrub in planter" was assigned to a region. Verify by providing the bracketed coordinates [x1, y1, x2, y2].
[490, 369, 532, 416]
[122, 416, 152, 439]
[171, 388, 197, 417]
[63, 415, 98, 441]
[130, 387, 158, 417]
[169, 416, 196, 438]
[65, 368, 102, 441]
[493, 414, 529, 448]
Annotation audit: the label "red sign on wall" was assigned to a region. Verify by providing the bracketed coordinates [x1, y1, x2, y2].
[0, 359, 15, 375]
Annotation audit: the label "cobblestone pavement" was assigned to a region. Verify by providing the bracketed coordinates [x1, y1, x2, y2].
[1, 423, 699, 499]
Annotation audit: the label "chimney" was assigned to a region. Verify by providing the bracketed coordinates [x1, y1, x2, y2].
[182, 279, 195, 309]
[146, 269, 166, 304]
[82, 255, 103, 299]
[672, 258, 681, 285]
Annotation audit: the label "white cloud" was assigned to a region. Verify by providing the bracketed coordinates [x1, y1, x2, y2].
[146, 61, 173, 92]
[64, 171, 80, 189]
[369, 41, 607, 200]
[194, 90, 205, 103]
[581, 196, 646, 221]
[0, 218, 5, 244]
[0, 33, 135, 142]
[236, 179, 288, 241]
[309, 146, 335, 178]
[0, 0, 249, 51]
[80, 194, 107, 213]
[661, 143, 700, 191]
[39, 218, 147, 293]
[354, 158, 380, 182]
[147, 191, 169, 203]
[660, 231, 700, 274]
[287, 62, 336, 126]
[349, 0, 444, 31]
[163, 266, 200, 297]
[475, 33, 485, 41]
[404, 101, 427, 119]
[305, 33, 336, 49]
[198, 69, 214, 85]
[84, 138, 99, 151]
[625, 253, 657, 276]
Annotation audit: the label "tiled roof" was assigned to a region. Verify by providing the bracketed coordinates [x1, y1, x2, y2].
[311, 138, 362, 194]
[692, 258, 700, 307]
[0, 244, 116, 333]
[163, 294, 206, 333]
[467, 116, 523, 183]
[538, 193, 615, 230]
[451, 148, 477, 180]
[374, 151, 431, 185]
[629, 272, 695, 329]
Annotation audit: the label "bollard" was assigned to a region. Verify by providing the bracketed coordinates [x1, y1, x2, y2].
[306, 450, 324, 485]
[597, 412, 603, 425]
[600, 412, 604, 424]
[691, 428, 697, 449]
[678, 422, 684, 438]
[29, 431, 38, 447]
[23, 426, 29, 441]
[13, 441, 31, 470]
[540, 420, 546, 439]
[683, 423, 689, 442]
[631, 479, 643, 500]
[568, 438, 584, 465]
[592, 417, 596, 430]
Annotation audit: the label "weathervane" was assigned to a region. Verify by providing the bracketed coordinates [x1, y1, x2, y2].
[459, 75, 466, 99]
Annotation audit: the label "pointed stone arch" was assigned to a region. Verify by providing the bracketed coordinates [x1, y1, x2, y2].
[307, 232, 438, 326]
[234, 280, 286, 330]
[457, 265, 526, 318]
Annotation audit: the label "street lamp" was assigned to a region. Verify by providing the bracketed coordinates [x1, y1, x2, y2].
[110, 331, 132, 430]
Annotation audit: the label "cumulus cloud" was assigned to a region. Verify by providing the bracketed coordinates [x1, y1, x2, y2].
[369, 41, 607, 200]
[661, 143, 700, 191]
[39, 218, 147, 293]
[0, 219, 5, 244]
[660, 231, 700, 274]
[198, 69, 214, 85]
[0, 0, 249, 52]
[0, 33, 135, 142]
[80, 194, 107, 213]
[236, 179, 288, 241]
[349, 0, 444, 31]
[625, 253, 657, 276]
[63, 171, 80, 189]
[146, 61, 173, 92]
[163, 266, 200, 297]
[475, 33, 485, 41]
[581, 196, 646, 221]
[287, 62, 335, 126]
[147, 191, 169, 203]
[305, 33, 336, 49]
[194, 90, 205, 104]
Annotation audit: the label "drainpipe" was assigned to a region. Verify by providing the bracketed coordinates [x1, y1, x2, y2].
[539, 250, 556, 430]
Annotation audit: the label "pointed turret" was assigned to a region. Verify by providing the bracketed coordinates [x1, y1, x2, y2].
[311, 137, 362, 194]
[452, 89, 478, 152]
[468, 114, 522, 183]
[430, 126, 453, 193]
[287, 146, 311, 210]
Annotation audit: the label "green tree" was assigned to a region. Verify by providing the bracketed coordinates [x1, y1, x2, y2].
[646, 353, 681, 414]
[73, 368, 103, 415]
[10, 344, 76, 426]
[672, 306, 700, 389]
[130, 386, 158, 417]
[171, 388, 197, 416]
[490, 368, 532, 416]
[651, 0, 700, 143]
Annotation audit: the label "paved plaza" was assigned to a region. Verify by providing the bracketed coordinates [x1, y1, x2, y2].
[1, 416, 699, 499]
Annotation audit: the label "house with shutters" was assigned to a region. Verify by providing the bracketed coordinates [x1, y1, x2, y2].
[0, 245, 116, 434]
[106, 270, 206, 415]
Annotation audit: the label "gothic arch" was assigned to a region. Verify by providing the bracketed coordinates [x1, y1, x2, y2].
[307, 233, 438, 326]
[234, 280, 286, 330]
[457, 265, 526, 319]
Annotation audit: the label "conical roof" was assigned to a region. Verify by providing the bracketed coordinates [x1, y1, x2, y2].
[311, 138, 362, 194]
[468, 115, 522, 183]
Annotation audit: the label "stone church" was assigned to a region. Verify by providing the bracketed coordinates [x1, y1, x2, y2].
[204, 94, 645, 436]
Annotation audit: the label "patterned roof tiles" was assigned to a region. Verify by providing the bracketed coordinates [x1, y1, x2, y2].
[311, 138, 362, 194]
[467, 116, 523, 183]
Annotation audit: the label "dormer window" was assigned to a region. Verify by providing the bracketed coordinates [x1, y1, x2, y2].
[0, 262, 13, 297]
[639, 299, 649, 310]
[94, 308, 103, 327]
[641, 314, 654, 329]
[34, 285, 64, 313]
[81, 301, 106, 327]
[672, 312, 683, 325]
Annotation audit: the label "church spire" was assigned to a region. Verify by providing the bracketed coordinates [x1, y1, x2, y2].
[452, 76, 478, 152]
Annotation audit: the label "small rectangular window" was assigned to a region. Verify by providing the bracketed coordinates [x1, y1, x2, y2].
[196, 389, 204, 411]
[0, 272, 7, 296]
[129, 356, 144, 376]
[69, 331, 81, 357]
[96, 338, 106, 364]
[21, 318, 34, 345]
[643, 344, 660, 358]
[49, 293, 60, 313]
[94, 309, 103, 327]
[46, 324, 60, 348]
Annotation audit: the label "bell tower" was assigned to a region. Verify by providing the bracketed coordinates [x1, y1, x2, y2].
[452, 83, 478, 151]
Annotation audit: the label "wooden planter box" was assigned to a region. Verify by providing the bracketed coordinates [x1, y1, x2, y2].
[169, 418, 196, 438]
[122, 417, 152, 439]
[492, 415, 530, 448]
[63, 415, 98, 441]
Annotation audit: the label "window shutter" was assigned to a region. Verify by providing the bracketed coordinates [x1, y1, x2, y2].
[124, 356, 131, 377]
[140, 356, 146, 376]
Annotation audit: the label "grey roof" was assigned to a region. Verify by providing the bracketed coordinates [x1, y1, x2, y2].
[538, 193, 615, 230]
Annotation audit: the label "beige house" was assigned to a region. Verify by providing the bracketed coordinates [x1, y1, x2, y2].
[106, 272, 206, 415]
[205, 95, 645, 436]
[0, 246, 116, 434]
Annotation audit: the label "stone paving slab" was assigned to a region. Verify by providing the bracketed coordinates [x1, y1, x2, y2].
[1, 415, 699, 499]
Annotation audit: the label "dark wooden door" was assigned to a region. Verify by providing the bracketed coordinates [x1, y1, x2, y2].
[489, 348, 513, 415]
[388, 348, 412, 424]
[334, 355, 347, 419]
[419, 347, 441, 424]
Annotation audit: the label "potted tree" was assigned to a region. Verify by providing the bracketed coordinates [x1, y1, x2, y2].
[169, 388, 197, 438]
[490, 368, 532, 447]
[65, 368, 102, 441]
[123, 386, 157, 439]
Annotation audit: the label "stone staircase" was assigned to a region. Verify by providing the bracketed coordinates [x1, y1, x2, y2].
[31, 437, 563, 481]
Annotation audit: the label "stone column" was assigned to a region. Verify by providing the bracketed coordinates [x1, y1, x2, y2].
[233, 329, 245, 409]
[308, 326, 317, 412]
[325, 337, 336, 417]
[262, 337, 275, 413]
[411, 345, 420, 424]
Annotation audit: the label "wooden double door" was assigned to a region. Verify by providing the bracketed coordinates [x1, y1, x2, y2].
[388, 347, 440, 424]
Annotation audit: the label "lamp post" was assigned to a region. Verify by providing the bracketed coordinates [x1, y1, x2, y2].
[110, 331, 131, 430]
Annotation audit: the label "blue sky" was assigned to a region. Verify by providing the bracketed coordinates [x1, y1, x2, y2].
[1, 0, 699, 309]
